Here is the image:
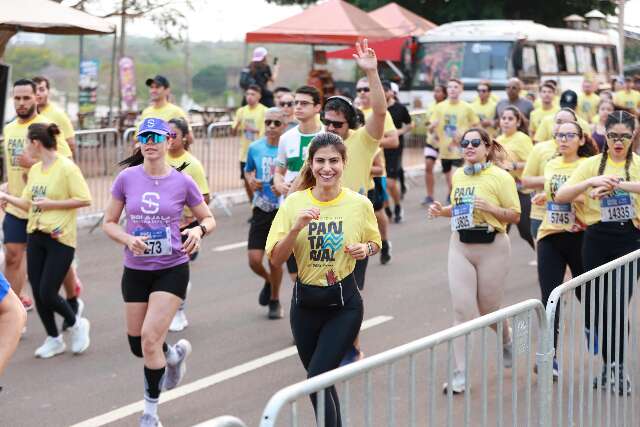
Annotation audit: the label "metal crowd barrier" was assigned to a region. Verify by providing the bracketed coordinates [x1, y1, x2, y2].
[258, 299, 551, 427]
[545, 249, 640, 427]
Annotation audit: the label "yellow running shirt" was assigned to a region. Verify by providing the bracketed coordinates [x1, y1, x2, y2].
[522, 139, 558, 221]
[167, 150, 209, 219]
[233, 103, 268, 162]
[341, 127, 380, 194]
[432, 100, 479, 160]
[39, 103, 74, 157]
[265, 188, 381, 286]
[529, 106, 559, 136]
[3, 114, 70, 219]
[450, 164, 521, 233]
[470, 99, 497, 137]
[537, 157, 587, 241]
[534, 115, 590, 142]
[613, 90, 640, 111]
[140, 102, 188, 125]
[564, 153, 640, 227]
[361, 107, 396, 134]
[496, 131, 533, 180]
[577, 93, 600, 121]
[21, 154, 91, 248]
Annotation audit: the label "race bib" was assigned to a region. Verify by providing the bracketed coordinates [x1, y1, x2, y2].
[134, 227, 172, 257]
[254, 194, 278, 213]
[451, 203, 474, 231]
[600, 194, 635, 222]
[547, 202, 575, 226]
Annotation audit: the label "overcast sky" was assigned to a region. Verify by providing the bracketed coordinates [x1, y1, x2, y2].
[64, 0, 640, 42]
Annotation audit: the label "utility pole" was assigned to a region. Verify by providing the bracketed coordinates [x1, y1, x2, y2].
[616, 0, 626, 76]
[117, 0, 126, 114]
[184, 32, 192, 101]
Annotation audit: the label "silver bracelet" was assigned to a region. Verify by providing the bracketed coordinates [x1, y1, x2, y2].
[366, 242, 374, 256]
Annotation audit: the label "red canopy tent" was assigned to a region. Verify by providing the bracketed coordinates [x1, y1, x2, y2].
[245, 0, 394, 45]
[325, 36, 409, 61]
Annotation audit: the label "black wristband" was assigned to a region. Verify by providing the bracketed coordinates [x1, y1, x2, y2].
[199, 224, 207, 238]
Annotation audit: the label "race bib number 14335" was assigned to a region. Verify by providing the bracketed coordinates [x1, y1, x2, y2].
[600, 194, 634, 222]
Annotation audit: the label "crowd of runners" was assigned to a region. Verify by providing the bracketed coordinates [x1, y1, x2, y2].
[1, 39, 640, 426]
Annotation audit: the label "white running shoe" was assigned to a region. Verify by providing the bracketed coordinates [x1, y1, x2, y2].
[34, 336, 66, 358]
[169, 309, 188, 332]
[69, 317, 91, 354]
[442, 369, 466, 394]
[139, 413, 163, 427]
[163, 339, 192, 390]
[77, 298, 85, 317]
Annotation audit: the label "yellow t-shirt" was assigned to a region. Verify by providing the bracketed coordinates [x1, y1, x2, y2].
[564, 153, 640, 227]
[167, 150, 210, 218]
[139, 102, 189, 125]
[341, 127, 380, 194]
[522, 139, 558, 220]
[265, 188, 381, 286]
[470, 99, 497, 137]
[21, 155, 91, 248]
[537, 156, 587, 241]
[233, 104, 268, 162]
[3, 115, 70, 219]
[529, 106, 559, 136]
[361, 108, 396, 134]
[39, 103, 74, 157]
[534, 96, 560, 110]
[534, 115, 590, 142]
[450, 164, 521, 233]
[496, 131, 533, 180]
[432, 100, 479, 160]
[577, 93, 601, 121]
[613, 90, 640, 111]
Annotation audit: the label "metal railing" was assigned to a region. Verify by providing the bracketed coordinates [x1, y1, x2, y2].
[545, 249, 640, 427]
[258, 299, 551, 427]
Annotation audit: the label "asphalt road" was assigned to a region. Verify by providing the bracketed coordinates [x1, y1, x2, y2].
[2, 177, 545, 427]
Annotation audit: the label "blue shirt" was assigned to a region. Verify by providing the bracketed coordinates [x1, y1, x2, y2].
[245, 137, 280, 212]
[0, 271, 10, 302]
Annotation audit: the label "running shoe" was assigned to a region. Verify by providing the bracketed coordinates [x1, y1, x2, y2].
[258, 282, 271, 306]
[584, 328, 599, 355]
[593, 364, 614, 389]
[169, 309, 188, 332]
[339, 345, 364, 366]
[442, 370, 466, 394]
[164, 339, 192, 390]
[421, 196, 434, 206]
[380, 241, 392, 265]
[34, 336, 66, 359]
[268, 300, 284, 319]
[139, 413, 163, 427]
[20, 295, 34, 312]
[614, 367, 631, 396]
[69, 317, 90, 354]
[394, 205, 404, 223]
[62, 298, 84, 331]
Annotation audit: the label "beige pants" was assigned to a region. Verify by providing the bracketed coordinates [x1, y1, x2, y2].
[447, 232, 512, 371]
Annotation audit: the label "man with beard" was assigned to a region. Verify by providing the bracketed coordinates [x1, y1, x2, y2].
[2, 79, 66, 319]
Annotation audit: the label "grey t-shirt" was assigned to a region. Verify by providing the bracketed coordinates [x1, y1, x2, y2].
[495, 98, 534, 120]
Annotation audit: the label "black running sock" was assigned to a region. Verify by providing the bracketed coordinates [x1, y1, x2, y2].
[394, 205, 401, 216]
[162, 342, 168, 353]
[67, 297, 79, 314]
[144, 366, 166, 399]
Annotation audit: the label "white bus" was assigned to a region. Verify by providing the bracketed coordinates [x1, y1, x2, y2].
[401, 20, 619, 106]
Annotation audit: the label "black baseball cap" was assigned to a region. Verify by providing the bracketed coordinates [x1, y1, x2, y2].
[559, 90, 578, 109]
[145, 75, 170, 88]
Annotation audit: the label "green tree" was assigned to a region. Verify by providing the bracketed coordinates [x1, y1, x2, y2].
[4, 47, 54, 78]
[191, 65, 227, 103]
[268, 0, 615, 28]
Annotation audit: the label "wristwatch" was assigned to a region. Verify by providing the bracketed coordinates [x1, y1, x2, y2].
[199, 224, 207, 238]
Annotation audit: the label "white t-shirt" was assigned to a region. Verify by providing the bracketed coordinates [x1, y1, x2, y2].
[276, 125, 322, 184]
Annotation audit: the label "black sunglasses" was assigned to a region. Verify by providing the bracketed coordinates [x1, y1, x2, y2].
[279, 102, 294, 108]
[356, 87, 370, 93]
[607, 132, 633, 142]
[265, 120, 283, 127]
[460, 138, 484, 148]
[321, 118, 347, 129]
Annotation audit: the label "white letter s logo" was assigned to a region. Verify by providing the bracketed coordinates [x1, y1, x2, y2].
[141, 192, 160, 214]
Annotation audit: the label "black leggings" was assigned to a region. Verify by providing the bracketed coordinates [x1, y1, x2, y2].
[290, 291, 363, 427]
[516, 191, 535, 249]
[581, 222, 640, 365]
[537, 232, 584, 348]
[27, 231, 76, 337]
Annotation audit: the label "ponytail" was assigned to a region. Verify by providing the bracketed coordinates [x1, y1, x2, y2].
[118, 148, 144, 168]
[27, 122, 59, 150]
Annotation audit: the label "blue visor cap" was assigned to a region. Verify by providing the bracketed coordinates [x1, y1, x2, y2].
[138, 117, 171, 137]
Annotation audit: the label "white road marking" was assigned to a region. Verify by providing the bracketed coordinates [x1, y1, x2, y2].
[211, 241, 247, 252]
[71, 315, 393, 427]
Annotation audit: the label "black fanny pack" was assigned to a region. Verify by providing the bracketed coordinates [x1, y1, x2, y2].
[294, 273, 357, 309]
[458, 226, 497, 244]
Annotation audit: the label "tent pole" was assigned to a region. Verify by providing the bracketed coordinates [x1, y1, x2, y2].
[310, 44, 314, 71]
[107, 32, 117, 126]
[78, 35, 84, 129]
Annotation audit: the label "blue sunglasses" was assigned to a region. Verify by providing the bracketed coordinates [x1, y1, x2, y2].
[137, 133, 167, 145]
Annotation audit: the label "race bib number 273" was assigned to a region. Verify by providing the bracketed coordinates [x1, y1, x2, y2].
[133, 227, 172, 256]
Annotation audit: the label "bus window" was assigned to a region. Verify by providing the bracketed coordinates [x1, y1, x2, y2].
[563, 45, 577, 73]
[575, 46, 593, 73]
[607, 47, 618, 74]
[594, 46, 608, 73]
[521, 46, 538, 77]
[462, 42, 512, 80]
[556, 44, 567, 72]
[537, 43, 559, 73]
